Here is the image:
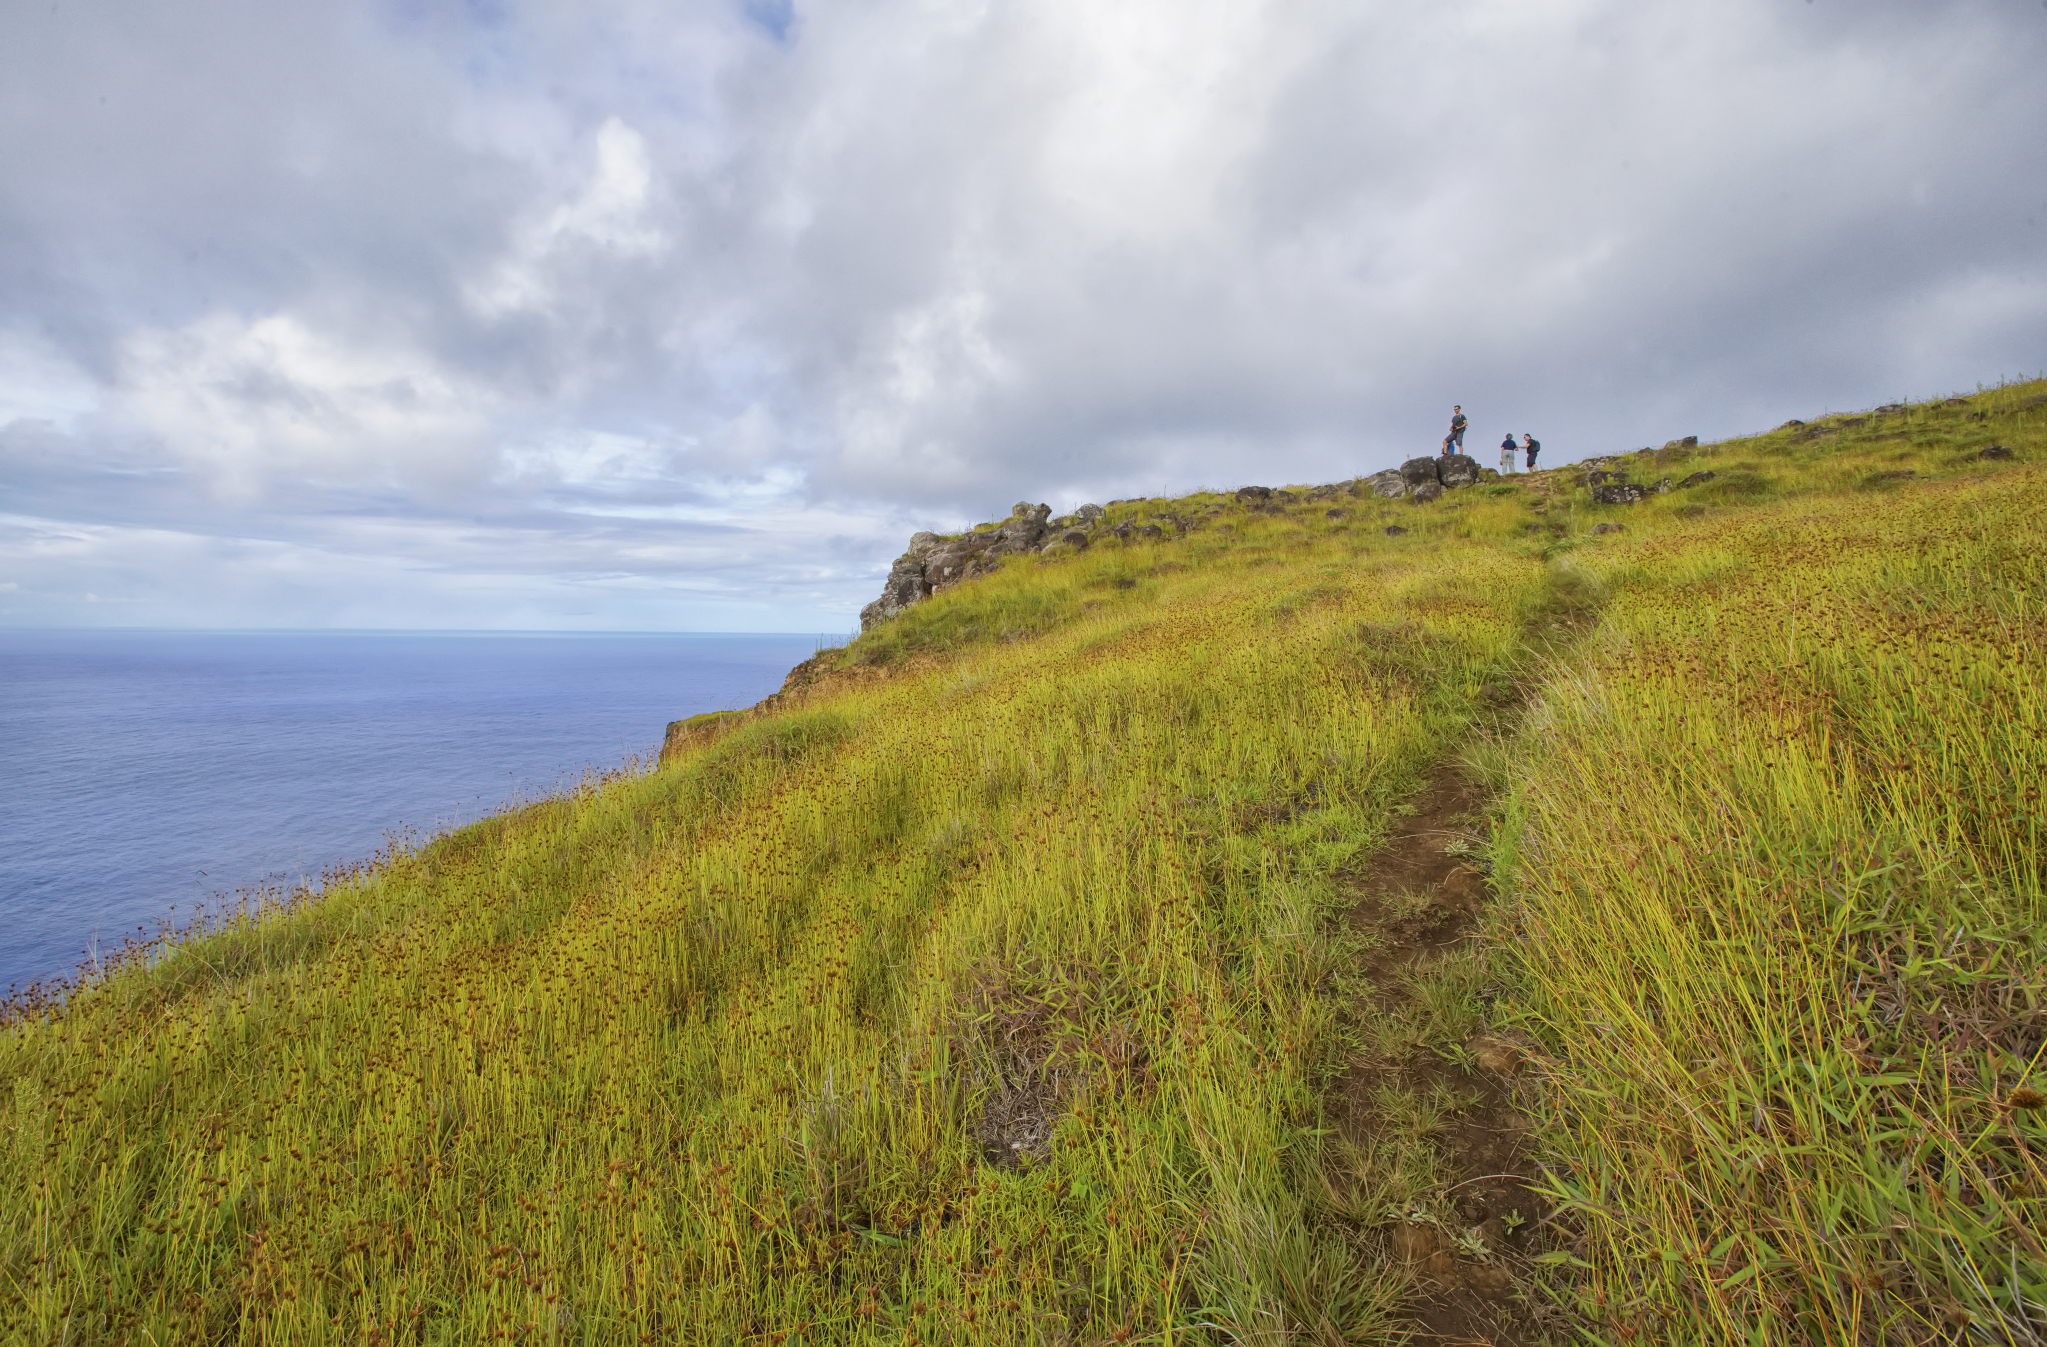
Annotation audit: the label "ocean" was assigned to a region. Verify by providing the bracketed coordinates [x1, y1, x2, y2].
[0, 630, 823, 992]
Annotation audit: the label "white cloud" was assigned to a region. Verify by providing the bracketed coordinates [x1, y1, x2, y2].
[0, 0, 2042, 628]
[114, 313, 497, 501]
[470, 118, 668, 319]
[500, 429, 688, 490]
[0, 332, 105, 431]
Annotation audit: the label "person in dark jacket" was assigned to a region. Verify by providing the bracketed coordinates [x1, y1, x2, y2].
[1523, 434, 1541, 470]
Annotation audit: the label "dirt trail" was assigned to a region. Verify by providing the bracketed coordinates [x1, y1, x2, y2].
[1327, 759, 1549, 1346]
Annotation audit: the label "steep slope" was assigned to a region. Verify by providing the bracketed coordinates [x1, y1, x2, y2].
[1, 382, 2040, 1344]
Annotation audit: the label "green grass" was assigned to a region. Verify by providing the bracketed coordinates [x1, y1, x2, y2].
[1490, 388, 2047, 1343]
[1, 494, 1545, 1343]
[3, 381, 2041, 1343]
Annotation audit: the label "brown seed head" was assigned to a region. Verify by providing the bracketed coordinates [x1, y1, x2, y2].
[2009, 1087, 2045, 1111]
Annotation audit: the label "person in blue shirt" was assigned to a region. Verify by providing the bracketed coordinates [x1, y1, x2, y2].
[1523, 435, 1541, 471]
[1499, 432, 1517, 474]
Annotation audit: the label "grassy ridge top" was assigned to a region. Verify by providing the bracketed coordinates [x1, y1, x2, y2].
[3, 382, 2042, 1343]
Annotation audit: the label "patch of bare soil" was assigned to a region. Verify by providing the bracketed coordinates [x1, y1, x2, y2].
[1328, 763, 1549, 1346]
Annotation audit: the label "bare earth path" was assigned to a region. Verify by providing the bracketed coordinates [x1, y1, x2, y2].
[1326, 756, 1551, 1346]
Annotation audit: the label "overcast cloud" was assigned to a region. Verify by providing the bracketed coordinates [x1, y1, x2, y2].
[2, 0, 2043, 629]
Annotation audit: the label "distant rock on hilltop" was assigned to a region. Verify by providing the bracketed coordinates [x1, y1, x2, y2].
[860, 455, 1507, 632]
[1365, 453, 1482, 501]
[861, 500, 1100, 630]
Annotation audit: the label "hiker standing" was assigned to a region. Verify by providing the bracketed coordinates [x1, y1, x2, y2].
[1449, 406, 1468, 454]
[1499, 433, 1517, 474]
[1523, 434, 1541, 471]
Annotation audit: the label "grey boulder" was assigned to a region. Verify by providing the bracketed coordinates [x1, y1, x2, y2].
[1399, 457, 1440, 487]
[861, 554, 934, 630]
[1438, 453, 1480, 487]
[1592, 482, 1648, 505]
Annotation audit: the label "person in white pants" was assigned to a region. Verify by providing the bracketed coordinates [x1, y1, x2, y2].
[1499, 433, 1517, 474]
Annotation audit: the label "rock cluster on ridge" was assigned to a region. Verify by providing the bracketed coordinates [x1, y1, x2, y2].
[861, 501, 1059, 630]
[860, 457, 1510, 631]
[1367, 453, 1482, 501]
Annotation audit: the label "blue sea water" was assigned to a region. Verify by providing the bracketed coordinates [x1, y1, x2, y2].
[0, 631, 822, 992]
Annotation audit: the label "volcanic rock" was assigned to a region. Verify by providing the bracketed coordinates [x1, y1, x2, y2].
[1438, 453, 1480, 487]
[1399, 457, 1440, 488]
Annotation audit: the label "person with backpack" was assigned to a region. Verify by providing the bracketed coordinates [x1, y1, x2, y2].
[1523, 434, 1541, 471]
[1499, 432, 1517, 474]
[1449, 405, 1468, 453]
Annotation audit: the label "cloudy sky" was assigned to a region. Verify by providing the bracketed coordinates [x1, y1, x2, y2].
[2, 0, 2042, 631]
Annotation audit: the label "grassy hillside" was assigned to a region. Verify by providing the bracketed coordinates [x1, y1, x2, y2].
[3, 383, 2041, 1344]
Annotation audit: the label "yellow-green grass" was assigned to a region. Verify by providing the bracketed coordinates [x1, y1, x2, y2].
[1488, 384, 2047, 1342]
[0, 494, 1546, 1342]
[4, 379, 2040, 1344]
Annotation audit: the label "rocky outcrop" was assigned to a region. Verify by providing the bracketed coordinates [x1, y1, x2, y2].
[1592, 482, 1648, 505]
[1368, 470, 1408, 499]
[862, 500, 1099, 630]
[857, 458, 1489, 631]
[1438, 453, 1481, 487]
[1371, 454, 1486, 500]
[1399, 457, 1440, 489]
